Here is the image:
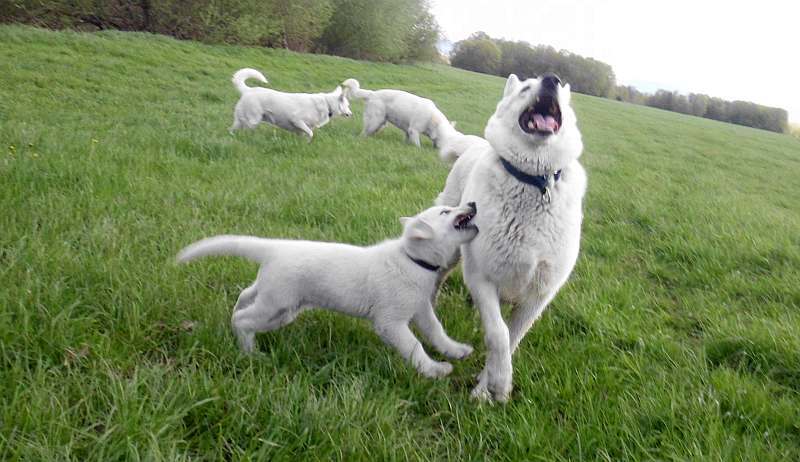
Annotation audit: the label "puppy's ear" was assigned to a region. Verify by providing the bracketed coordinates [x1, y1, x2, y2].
[405, 219, 434, 240]
[503, 74, 521, 98]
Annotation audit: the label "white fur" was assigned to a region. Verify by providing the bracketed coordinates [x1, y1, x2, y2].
[177, 205, 479, 378]
[436, 74, 586, 401]
[230, 68, 352, 140]
[434, 121, 491, 163]
[342, 78, 457, 150]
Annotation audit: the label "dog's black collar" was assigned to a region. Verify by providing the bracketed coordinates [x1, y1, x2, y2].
[498, 156, 561, 197]
[405, 253, 440, 272]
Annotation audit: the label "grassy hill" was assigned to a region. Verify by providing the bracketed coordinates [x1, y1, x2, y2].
[2, 25, 800, 460]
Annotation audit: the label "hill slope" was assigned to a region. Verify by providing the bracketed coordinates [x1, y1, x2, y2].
[2, 25, 800, 460]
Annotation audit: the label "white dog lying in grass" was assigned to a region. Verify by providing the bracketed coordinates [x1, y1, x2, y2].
[229, 68, 352, 140]
[177, 203, 478, 378]
[437, 73, 586, 401]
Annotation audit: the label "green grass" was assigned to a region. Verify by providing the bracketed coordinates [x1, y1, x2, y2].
[2, 25, 800, 460]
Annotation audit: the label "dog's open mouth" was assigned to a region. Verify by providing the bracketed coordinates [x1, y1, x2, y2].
[519, 93, 562, 135]
[454, 211, 477, 231]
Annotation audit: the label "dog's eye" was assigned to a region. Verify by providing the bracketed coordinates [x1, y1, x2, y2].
[440, 210, 451, 215]
[519, 86, 531, 94]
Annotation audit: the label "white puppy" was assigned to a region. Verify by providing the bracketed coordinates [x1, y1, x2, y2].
[229, 68, 352, 140]
[436, 73, 586, 401]
[177, 203, 479, 378]
[341, 78, 457, 150]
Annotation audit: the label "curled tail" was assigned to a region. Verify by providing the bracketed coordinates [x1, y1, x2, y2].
[341, 78, 373, 99]
[177, 235, 273, 264]
[232, 68, 268, 94]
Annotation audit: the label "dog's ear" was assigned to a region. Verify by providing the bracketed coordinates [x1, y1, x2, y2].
[503, 74, 521, 98]
[562, 83, 571, 104]
[403, 218, 434, 240]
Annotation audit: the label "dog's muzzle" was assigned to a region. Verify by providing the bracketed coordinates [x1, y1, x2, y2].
[519, 73, 562, 136]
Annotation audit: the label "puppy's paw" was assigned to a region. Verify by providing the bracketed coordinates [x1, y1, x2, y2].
[442, 342, 473, 360]
[422, 361, 453, 379]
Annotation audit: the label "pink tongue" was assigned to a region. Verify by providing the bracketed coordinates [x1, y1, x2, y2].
[532, 114, 558, 132]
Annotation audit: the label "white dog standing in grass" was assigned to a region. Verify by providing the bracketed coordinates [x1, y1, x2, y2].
[229, 68, 352, 140]
[342, 78, 484, 160]
[437, 73, 586, 401]
[177, 203, 478, 378]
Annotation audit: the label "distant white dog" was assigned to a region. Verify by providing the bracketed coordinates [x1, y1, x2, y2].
[341, 78, 459, 150]
[177, 203, 479, 378]
[229, 68, 352, 140]
[436, 73, 586, 401]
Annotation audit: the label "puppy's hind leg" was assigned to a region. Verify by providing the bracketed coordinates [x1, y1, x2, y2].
[234, 282, 258, 311]
[374, 320, 453, 378]
[361, 105, 386, 137]
[231, 293, 300, 353]
[413, 303, 473, 360]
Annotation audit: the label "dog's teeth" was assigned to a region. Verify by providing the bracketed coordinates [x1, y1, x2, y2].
[528, 120, 535, 130]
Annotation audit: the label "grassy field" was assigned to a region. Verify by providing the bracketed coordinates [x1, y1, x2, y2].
[2, 25, 800, 460]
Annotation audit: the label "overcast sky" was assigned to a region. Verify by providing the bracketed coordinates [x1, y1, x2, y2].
[431, 0, 800, 122]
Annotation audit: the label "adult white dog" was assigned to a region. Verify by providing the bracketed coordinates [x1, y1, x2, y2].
[342, 78, 474, 157]
[436, 73, 586, 401]
[177, 203, 478, 378]
[229, 68, 352, 140]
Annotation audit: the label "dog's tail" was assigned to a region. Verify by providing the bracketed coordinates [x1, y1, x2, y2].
[232, 68, 268, 94]
[341, 78, 372, 99]
[177, 235, 272, 265]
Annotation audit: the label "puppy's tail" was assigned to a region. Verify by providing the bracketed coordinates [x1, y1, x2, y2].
[232, 68, 268, 94]
[341, 78, 372, 99]
[177, 235, 272, 264]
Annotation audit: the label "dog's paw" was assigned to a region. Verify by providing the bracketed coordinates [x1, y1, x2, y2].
[470, 382, 493, 401]
[471, 367, 511, 402]
[422, 361, 453, 379]
[442, 342, 473, 360]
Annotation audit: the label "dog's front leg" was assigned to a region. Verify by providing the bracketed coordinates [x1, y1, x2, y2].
[412, 303, 473, 360]
[291, 120, 314, 142]
[466, 275, 512, 402]
[374, 321, 453, 378]
[406, 129, 421, 147]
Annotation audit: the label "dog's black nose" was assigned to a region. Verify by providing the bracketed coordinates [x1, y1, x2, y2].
[467, 202, 477, 213]
[541, 73, 561, 90]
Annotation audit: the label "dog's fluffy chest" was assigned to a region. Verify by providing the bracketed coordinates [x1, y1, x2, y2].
[464, 160, 586, 300]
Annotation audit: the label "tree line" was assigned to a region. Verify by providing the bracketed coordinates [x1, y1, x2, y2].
[451, 32, 789, 134]
[0, 0, 440, 63]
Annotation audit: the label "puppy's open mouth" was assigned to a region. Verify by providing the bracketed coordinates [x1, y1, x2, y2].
[519, 93, 561, 135]
[454, 211, 477, 231]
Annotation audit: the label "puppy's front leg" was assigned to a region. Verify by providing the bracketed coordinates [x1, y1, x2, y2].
[374, 321, 453, 378]
[413, 303, 473, 359]
[291, 120, 314, 142]
[406, 129, 421, 147]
